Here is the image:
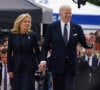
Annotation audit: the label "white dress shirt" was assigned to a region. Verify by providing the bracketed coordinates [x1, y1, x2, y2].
[60, 20, 70, 41]
[85, 55, 93, 67]
[85, 55, 94, 83]
[1, 64, 11, 90]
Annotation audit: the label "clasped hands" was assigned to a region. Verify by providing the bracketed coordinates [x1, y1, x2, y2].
[38, 61, 47, 71]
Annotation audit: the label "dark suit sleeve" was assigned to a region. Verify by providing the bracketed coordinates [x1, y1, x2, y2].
[77, 25, 92, 48]
[7, 32, 13, 72]
[39, 24, 52, 61]
[32, 32, 40, 61]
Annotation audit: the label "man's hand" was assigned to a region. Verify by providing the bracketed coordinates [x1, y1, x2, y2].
[85, 34, 95, 45]
[38, 61, 46, 71]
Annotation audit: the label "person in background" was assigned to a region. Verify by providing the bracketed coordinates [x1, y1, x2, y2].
[75, 48, 98, 90]
[0, 44, 4, 54]
[95, 30, 100, 37]
[0, 42, 4, 62]
[94, 30, 100, 58]
[94, 36, 100, 51]
[89, 32, 95, 44]
[92, 36, 100, 90]
[7, 13, 40, 90]
[2, 39, 8, 49]
[94, 36, 100, 64]
[39, 5, 93, 90]
[0, 48, 11, 90]
[76, 43, 83, 59]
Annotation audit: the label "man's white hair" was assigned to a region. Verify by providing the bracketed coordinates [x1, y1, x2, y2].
[59, 4, 72, 13]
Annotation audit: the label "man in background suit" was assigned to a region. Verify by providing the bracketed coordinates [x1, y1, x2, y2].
[75, 48, 98, 90]
[93, 36, 100, 90]
[0, 48, 11, 90]
[39, 5, 93, 90]
[95, 36, 100, 50]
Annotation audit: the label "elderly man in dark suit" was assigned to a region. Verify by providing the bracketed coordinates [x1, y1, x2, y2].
[39, 5, 93, 90]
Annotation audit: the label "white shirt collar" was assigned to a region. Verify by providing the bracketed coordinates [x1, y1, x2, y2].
[60, 20, 70, 40]
[1, 63, 11, 90]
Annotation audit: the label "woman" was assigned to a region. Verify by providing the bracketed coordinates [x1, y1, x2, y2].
[7, 13, 40, 90]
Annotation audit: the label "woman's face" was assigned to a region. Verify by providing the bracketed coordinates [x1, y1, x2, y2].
[20, 16, 31, 32]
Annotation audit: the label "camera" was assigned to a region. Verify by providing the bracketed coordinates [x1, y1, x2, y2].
[35, 70, 45, 81]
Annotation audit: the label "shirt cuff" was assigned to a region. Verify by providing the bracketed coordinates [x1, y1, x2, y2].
[40, 61, 46, 64]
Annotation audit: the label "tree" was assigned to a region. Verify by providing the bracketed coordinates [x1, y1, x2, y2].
[88, 0, 100, 6]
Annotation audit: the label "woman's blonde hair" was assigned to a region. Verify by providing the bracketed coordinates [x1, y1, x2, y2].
[12, 13, 32, 34]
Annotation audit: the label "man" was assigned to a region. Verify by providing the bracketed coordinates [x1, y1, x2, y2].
[75, 48, 98, 90]
[39, 5, 93, 90]
[93, 36, 100, 90]
[94, 30, 100, 58]
[0, 48, 11, 90]
[94, 36, 100, 51]
[95, 30, 100, 37]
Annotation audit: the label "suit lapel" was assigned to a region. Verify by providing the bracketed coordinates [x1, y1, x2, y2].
[56, 21, 65, 42]
[92, 56, 98, 68]
[57, 21, 63, 38]
[68, 22, 75, 43]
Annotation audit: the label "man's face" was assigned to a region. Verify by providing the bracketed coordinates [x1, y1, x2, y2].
[94, 42, 100, 51]
[1, 53, 7, 64]
[85, 49, 93, 56]
[60, 7, 72, 23]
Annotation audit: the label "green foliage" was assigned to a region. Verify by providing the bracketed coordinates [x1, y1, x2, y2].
[88, 0, 100, 6]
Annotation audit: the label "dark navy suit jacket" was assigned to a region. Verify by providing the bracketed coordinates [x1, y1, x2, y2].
[80, 55, 98, 71]
[0, 62, 2, 86]
[75, 55, 98, 90]
[7, 31, 40, 73]
[40, 21, 92, 74]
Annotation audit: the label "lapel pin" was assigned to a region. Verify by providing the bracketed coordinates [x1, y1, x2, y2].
[28, 36, 30, 39]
